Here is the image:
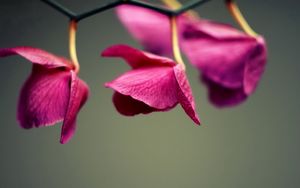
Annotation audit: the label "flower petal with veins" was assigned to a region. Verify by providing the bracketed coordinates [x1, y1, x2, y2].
[174, 64, 200, 124]
[0, 46, 73, 69]
[0, 46, 89, 144]
[102, 44, 174, 68]
[60, 71, 89, 144]
[105, 66, 178, 110]
[116, 6, 267, 107]
[102, 45, 200, 125]
[17, 65, 70, 129]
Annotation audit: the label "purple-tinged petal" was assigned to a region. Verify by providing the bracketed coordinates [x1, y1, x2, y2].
[112, 92, 157, 116]
[60, 71, 89, 144]
[101, 44, 175, 68]
[173, 64, 200, 125]
[0, 46, 73, 69]
[182, 19, 250, 40]
[116, 5, 172, 55]
[17, 65, 71, 129]
[105, 66, 178, 110]
[202, 76, 247, 107]
[182, 21, 259, 88]
[181, 19, 267, 106]
[244, 37, 267, 94]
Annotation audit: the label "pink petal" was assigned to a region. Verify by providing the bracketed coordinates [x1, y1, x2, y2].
[60, 71, 89, 144]
[173, 64, 200, 125]
[17, 65, 71, 129]
[202, 76, 247, 107]
[182, 20, 259, 88]
[0, 46, 72, 69]
[105, 66, 178, 110]
[244, 37, 267, 94]
[116, 5, 172, 55]
[112, 92, 157, 116]
[182, 19, 251, 40]
[181, 19, 267, 106]
[101, 44, 175, 68]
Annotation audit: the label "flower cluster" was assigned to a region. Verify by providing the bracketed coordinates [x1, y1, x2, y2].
[116, 4, 267, 107]
[0, 0, 267, 144]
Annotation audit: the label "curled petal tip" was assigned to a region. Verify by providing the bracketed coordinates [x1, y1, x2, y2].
[194, 117, 201, 125]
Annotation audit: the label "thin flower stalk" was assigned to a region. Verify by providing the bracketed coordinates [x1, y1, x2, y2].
[226, 0, 258, 37]
[69, 20, 80, 73]
[170, 16, 185, 69]
[161, 0, 199, 18]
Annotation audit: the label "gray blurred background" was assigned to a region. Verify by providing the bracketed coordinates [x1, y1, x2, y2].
[0, 0, 299, 187]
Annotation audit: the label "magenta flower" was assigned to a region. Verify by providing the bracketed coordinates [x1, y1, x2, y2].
[0, 47, 89, 144]
[181, 20, 267, 107]
[101, 44, 200, 125]
[116, 5, 267, 107]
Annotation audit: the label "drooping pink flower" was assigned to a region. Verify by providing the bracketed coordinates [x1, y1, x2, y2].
[181, 20, 267, 107]
[116, 5, 267, 107]
[101, 44, 200, 125]
[0, 47, 89, 144]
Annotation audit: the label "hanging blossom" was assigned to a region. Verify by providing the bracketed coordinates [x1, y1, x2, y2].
[0, 21, 89, 144]
[116, 1, 267, 107]
[102, 44, 200, 125]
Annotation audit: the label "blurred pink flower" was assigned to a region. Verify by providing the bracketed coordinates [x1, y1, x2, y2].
[102, 44, 200, 125]
[0, 47, 89, 144]
[116, 5, 267, 107]
[181, 20, 267, 107]
[116, 4, 175, 56]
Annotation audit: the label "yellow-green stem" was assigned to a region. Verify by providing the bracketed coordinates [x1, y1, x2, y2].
[226, 0, 258, 37]
[171, 16, 185, 69]
[162, 0, 182, 9]
[69, 20, 80, 73]
[161, 0, 199, 18]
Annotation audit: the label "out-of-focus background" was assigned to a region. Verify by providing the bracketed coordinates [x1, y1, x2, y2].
[0, 0, 299, 187]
